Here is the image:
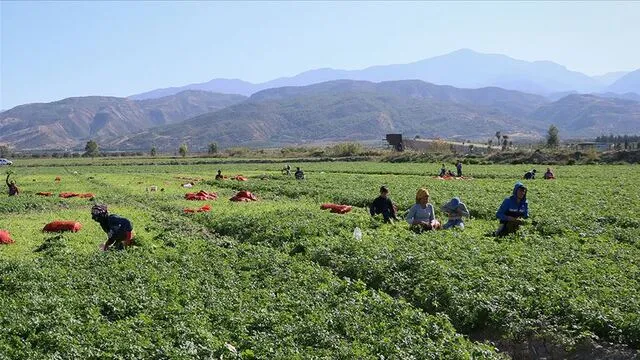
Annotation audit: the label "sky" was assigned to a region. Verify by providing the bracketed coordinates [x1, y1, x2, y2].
[1, 1, 639, 109]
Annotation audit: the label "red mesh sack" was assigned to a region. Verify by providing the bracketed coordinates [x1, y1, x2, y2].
[0, 230, 14, 244]
[43, 221, 82, 233]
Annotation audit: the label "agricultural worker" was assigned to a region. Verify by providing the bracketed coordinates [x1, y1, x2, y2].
[495, 182, 529, 237]
[543, 168, 555, 180]
[456, 160, 463, 177]
[5, 171, 19, 196]
[441, 197, 470, 229]
[91, 204, 135, 251]
[369, 185, 399, 223]
[295, 167, 305, 180]
[524, 169, 536, 180]
[438, 164, 446, 177]
[215, 170, 224, 180]
[406, 188, 441, 232]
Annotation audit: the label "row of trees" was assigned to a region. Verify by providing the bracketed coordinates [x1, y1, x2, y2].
[84, 140, 220, 158]
[487, 125, 560, 150]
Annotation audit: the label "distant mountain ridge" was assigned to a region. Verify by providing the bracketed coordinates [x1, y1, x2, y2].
[130, 49, 620, 100]
[5, 79, 640, 151]
[0, 90, 246, 150]
[531, 94, 640, 138]
[112, 79, 547, 150]
[606, 69, 640, 95]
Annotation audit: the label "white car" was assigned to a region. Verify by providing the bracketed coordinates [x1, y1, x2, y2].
[0, 158, 13, 166]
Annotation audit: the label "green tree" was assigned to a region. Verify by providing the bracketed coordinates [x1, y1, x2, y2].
[208, 142, 218, 154]
[84, 140, 99, 158]
[501, 135, 508, 151]
[495, 131, 501, 145]
[150, 146, 157, 157]
[0, 145, 10, 157]
[546, 125, 560, 148]
[178, 144, 188, 157]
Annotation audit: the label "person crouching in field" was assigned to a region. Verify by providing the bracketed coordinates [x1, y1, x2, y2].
[524, 169, 536, 180]
[91, 204, 134, 251]
[369, 185, 399, 223]
[543, 167, 555, 180]
[406, 188, 441, 232]
[5, 172, 19, 196]
[215, 170, 224, 180]
[441, 197, 470, 229]
[495, 182, 529, 237]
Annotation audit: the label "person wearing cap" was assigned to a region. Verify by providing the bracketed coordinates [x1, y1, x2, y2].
[524, 169, 537, 180]
[91, 204, 134, 251]
[215, 170, 224, 180]
[441, 197, 470, 229]
[495, 182, 529, 237]
[5, 172, 19, 196]
[406, 188, 441, 232]
[369, 185, 399, 223]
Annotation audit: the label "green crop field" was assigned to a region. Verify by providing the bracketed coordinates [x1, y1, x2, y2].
[1, 159, 639, 359]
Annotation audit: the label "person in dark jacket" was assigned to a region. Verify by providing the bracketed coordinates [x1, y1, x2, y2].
[5, 172, 19, 196]
[215, 170, 224, 180]
[91, 204, 134, 250]
[524, 169, 537, 180]
[456, 160, 463, 177]
[294, 167, 305, 180]
[369, 186, 399, 223]
[495, 182, 529, 237]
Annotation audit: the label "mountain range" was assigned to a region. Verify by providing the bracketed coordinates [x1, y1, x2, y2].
[130, 49, 639, 100]
[2, 49, 639, 151]
[104, 80, 640, 151]
[0, 91, 245, 150]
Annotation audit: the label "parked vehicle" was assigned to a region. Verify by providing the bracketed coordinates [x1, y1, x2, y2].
[0, 158, 13, 166]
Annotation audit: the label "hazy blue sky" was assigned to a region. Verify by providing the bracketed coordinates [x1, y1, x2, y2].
[1, 1, 639, 109]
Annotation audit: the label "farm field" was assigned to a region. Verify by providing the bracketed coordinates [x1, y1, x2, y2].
[1, 159, 639, 359]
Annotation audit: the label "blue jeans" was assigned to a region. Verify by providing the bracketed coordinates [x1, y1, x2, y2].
[443, 219, 464, 229]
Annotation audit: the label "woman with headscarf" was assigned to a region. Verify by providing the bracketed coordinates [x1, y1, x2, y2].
[5, 172, 19, 196]
[91, 204, 134, 250]
[406, 188, 441, 232]
[441, 197, 470, 229]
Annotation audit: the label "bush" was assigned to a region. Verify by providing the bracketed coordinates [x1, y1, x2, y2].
[327, 142, 364, 157]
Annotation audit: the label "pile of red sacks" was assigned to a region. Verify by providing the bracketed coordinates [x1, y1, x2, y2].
[59, 192, 95, 199]
[320, 203, 353, 214]
[230, 191, 258, 202]
[233, 175, 248, 181]
[42, 221, 82, 233]
[184, 190, 218, 201]
[0, 230, 14, 244]
[183, 204, 212, 214]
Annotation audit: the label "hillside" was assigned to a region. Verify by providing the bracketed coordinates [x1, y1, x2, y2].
[108, 80, 548, 150]
[606, 69, 640, 94]
[531, 94, 640, 137]
[129, 49, 605, 100]
[0, 91, 245, 150]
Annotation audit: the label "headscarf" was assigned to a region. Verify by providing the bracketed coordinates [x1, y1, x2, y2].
[91, 204, 108, 219]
